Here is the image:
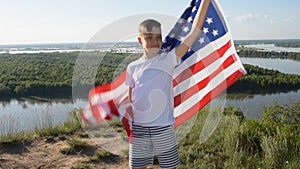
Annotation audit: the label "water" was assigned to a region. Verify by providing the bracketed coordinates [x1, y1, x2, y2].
[243, 44, 300, 53]
[221, 90, 300, 119]
[0, 98, 87, 136]
[1, 57, 300, 136]
[0, 42, 142, 54]
[241, 57, 300, 75]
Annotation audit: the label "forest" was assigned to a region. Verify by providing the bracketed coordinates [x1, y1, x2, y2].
[235, 39, 300, 48]
[237, 48, 300, 61]
[0, 50, 300, 99]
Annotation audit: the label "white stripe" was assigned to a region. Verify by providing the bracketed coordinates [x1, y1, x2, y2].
[83, 105, 98, 125]
[174, 44, 235, 96]
[91, 83, 127, 104]
[118, 102, 131, 117]
[174, 61, 242, 117]
[97, 102, 110, 119]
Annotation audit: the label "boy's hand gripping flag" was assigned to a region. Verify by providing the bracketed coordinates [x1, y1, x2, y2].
[80, 0, 246, 138]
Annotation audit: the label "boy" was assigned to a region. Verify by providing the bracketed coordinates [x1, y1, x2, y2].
[125, 0, 211, 168]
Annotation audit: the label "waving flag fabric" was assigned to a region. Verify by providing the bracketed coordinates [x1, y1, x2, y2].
[80, 0, 246, 137]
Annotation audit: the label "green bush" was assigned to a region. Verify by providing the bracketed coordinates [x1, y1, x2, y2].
[178, 101, 300, 169]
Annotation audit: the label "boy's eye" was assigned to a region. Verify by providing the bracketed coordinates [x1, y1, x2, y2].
[145, 35, 161, 41]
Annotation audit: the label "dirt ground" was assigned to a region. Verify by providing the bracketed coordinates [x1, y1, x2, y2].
[0, 136, 160, 169]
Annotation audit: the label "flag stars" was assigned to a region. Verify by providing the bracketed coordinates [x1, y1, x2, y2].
[178, 18, 186, 24]
[169, 33, 175, 38]
[162, 46, 171, 52]
[192, 6, 197, 13]
[179, 36, 185, 41]
[203, 27, 209, 34]
[206, 17, 213, 24]
[166, 46, 172, 51]
[212, 29, 219, 36]
[198, 37, 205, 44]
[188, 17, 193, 23]
[182, 26, 190, 33]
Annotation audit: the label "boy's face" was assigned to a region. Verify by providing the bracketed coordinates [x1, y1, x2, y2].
[138, 26, 162, 56]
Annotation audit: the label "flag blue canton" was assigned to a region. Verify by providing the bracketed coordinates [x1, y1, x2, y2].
[162, 0, 228, 61]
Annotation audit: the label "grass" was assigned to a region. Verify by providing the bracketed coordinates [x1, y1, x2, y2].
[177, 101, 300, 169]
[0, 114, 21, 139]
[59, 138, 89, 155]
[1, 101, 300, 169]
[0, 109, 82, 144]
[71, 163, 89, 169]
[89, 150, 112, 162]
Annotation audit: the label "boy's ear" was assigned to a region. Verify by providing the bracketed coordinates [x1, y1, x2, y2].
[137, 36, 142, 45]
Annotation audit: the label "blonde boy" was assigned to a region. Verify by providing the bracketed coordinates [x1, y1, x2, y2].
[125, 1, 211, 168]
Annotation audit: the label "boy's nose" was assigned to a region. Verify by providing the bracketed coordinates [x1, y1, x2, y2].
[151, 39, 161, 47]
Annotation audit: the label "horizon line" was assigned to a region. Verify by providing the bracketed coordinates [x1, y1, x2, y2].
[1, 38, 300, 46]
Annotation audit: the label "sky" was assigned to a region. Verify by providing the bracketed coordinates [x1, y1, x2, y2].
[0, 0, 299, 45]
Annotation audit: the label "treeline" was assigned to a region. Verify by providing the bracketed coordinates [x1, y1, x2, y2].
[0, 52, 300, 99]
[235, 39, 300, 48]
[0, 52, 76, 98]
[228, 64, 300, 94]
[237, 48, 300, 61]
[0, 52, 139, 98]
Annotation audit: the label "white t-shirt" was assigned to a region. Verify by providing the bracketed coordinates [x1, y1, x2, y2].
[125, 49, 180, 126]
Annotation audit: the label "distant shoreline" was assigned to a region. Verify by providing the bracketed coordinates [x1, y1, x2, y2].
[1, 38, 300, 47]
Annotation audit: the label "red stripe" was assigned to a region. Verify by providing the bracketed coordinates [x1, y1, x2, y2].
[174, 54, 237, 107]
[122, 106, 133, 142]
[90, 71, 126, 95]
[173, 40, 231, 87]
[80, 108, 90, 125]
[87, 71, 127, 121]
[90, 104, 102, 122]
[122, 116, 132, 142]
[87, 93, 127, 122]
[108, 100, 120, 117]
[174, 68, 244, 127]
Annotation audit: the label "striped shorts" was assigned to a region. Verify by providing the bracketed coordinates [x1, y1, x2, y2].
[129, 124, 181, 169]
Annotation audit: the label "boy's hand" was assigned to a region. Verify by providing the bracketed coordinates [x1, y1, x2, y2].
[176, 0, 211, 59]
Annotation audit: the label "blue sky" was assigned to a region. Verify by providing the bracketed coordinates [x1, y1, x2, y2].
[0, 0, 299, 44]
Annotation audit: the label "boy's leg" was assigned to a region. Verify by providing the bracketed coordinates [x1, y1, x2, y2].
[129, 125, 154, 169]
[150, 125, 181, 169]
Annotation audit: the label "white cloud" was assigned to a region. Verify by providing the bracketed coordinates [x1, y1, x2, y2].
[270, 19, 276, 24]
[263, 15, 271, 19]
[234, 13, 255, 23]
[284, 17, 291, 22]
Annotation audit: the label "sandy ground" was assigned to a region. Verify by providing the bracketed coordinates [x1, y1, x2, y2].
[0, 135, 131, 169]
[0, 134, 163, 169]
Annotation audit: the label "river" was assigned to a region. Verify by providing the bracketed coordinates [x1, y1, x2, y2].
[1, 57, 300, 136]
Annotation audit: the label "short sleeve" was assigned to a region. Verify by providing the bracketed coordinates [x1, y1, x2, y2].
[165, 48, 181, 67]
[125, 65, 135, 88]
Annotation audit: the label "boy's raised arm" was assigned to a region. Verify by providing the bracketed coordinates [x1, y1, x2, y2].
[176, 0, 211, 59]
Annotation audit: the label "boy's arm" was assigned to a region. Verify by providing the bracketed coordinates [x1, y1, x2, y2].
[128, 87, 133, 103]
[176, 0, 211, 59]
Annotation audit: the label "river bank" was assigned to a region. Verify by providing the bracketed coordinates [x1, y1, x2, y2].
[0, 111, 132, 169]
[0, 135, 130, 169]
[1, 101, 299, 169]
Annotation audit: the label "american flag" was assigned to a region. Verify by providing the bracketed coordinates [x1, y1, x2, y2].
[80, 0, 246, 138]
